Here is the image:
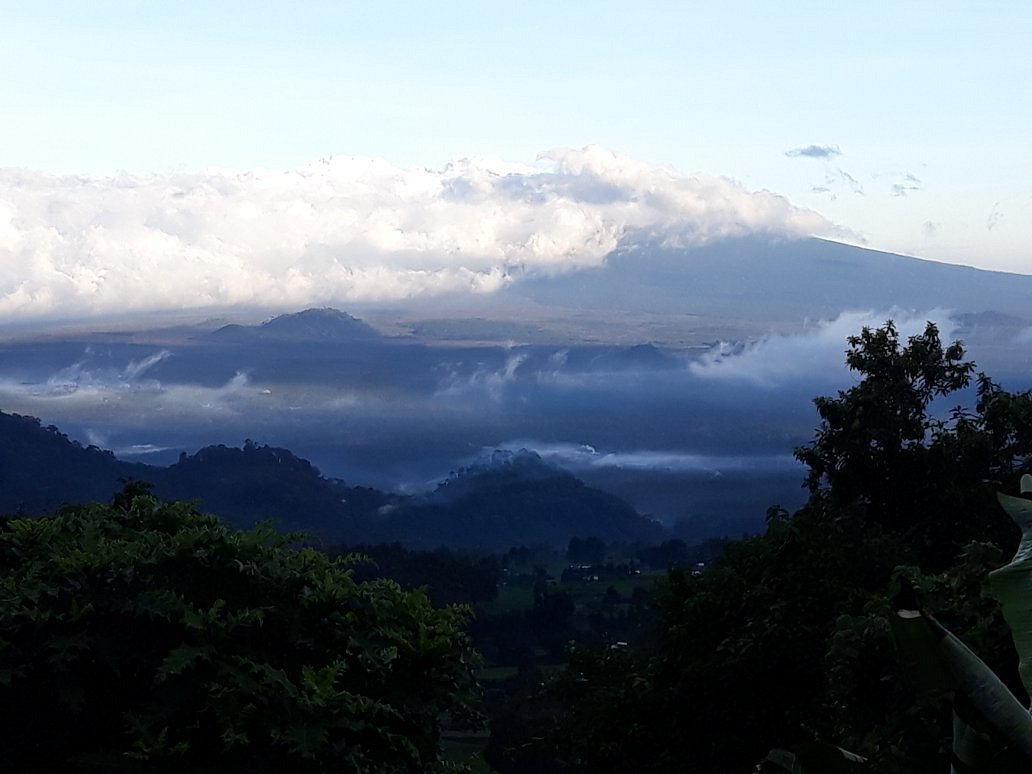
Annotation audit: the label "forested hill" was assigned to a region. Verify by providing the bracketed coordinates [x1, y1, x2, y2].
[0, 412, 383, 536]
[374, 450, 667, 550]
[0, 411, 664, 548]
[0, 413, 152, 512]
[152, 441, 391, 538]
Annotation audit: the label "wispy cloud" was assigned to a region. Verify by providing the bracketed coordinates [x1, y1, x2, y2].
[434, 353, 529, 403]
[483, 440, 798, 474]
[0, 353, 262, 419]
[0, 147, 836, 322]
[785, 144, 842, 159]
[987, 202, 1003, 231]
[121, 350, 172, 380]
[891, 173, 922, 197]
[809, 168, 864, 198]
[834, 168, 865, 196]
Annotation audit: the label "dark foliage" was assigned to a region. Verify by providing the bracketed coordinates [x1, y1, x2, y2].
[794, 321, 1024, 567]
[567, 535, 607, 565]
[635, 538, 691, 570]
[495, 321, 1032, 772]
[345, 542, 500, 606]
[0, 492, 478, 772]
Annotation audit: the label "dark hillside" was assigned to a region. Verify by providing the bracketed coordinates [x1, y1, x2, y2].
[0, 412, 149, 514]
[153, 442, 389, 539]
[377, 450, 667, 550]
[0, 411, 385, 535]
[0, 414, 659, 550]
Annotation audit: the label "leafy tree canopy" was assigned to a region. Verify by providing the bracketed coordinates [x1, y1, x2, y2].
[0, 491, 479, 772]
[794, 320, 1029, 564]
[795, 320, 974, 504]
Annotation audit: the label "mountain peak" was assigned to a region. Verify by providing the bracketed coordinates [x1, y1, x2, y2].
[260, 308, 380, 340]
[212, 307, 381, 342]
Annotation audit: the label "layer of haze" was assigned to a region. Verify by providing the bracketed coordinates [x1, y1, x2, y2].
[3, 308, 1025, 538]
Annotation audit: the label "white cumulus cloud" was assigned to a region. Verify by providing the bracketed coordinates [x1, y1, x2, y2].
[0, 147, 836, 321]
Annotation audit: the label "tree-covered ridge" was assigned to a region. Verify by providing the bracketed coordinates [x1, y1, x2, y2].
[381, 450, 666, 549]
[158, 441, 391, 539]
[0, 412, 151, 513]
[0, 492, 478, 771]
[0, 418, 662, 549]
[0, 418, 390, 539]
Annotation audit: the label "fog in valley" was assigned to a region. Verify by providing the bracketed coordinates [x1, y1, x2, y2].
[4, 274, 1030, 540]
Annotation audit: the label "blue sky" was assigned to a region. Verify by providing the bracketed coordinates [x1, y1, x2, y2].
[1, 0, 1030, 318]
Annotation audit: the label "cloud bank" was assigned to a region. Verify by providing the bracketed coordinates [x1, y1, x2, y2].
[690, 309, 959, 387]
[0, 146, 835, 321]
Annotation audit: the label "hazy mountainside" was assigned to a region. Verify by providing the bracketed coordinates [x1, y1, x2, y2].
[0, 411, 663, 549]
[505, 236, 1032, 325]
[170, 306, 415, 390]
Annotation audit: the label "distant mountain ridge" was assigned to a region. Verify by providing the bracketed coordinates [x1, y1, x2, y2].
[506, 236, 1032, 323]
[0, 411, 664, 550]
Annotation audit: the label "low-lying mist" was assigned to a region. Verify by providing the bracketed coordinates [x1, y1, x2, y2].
[1, 307, 1027, 539]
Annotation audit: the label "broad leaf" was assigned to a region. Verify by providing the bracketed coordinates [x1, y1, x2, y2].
[890, 608, 1032, 768]
[761, 743, 866, 772]
[989, 479, 1032, 699]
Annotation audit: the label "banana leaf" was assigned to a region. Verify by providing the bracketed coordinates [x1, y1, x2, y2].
[890, 607, 1032, 771]
[989, 476, 1032, 699]
[889, 475, 1032, 772]
[761, 742, 866, 773]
